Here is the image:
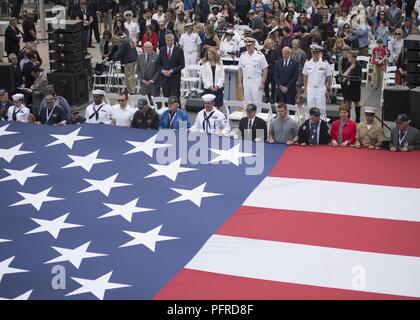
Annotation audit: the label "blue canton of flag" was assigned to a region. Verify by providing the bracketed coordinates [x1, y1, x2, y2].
[0, 122, 286, 300]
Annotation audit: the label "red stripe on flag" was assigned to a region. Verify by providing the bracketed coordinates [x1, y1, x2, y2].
[215, 206, 420, 257]
[269, 146, 420, 188]
[154, 269, 418, 300]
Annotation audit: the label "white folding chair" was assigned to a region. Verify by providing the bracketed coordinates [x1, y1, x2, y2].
[182, 64, 202, 96]
[300, 105, 330, 123]
[224, 100, 245, 122]
[151, 96, 169, 115]
[356, 55, 370, 87]
[286, 104, 302, 125]
[331, 69, 344, 102]
[105, 93, 120, 106]
[249, 101, 272, 123]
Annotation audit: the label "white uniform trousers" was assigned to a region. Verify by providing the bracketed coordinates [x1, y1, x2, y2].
[243, 77, 263, 103]
[307, 86, 327, 108]
[184, 52, 198, 67]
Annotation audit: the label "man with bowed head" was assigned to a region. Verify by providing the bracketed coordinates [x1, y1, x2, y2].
[159, 96, 191, 130]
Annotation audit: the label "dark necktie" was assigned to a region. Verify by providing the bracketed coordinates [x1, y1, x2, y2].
[248, 119, 252, 129]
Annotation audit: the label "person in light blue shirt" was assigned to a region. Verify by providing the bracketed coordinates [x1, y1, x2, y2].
[159, 96, 191, 130]
[375, 21, 389, 47]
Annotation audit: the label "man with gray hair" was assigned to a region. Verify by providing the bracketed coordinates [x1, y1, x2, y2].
[137, 41, 160, 98]
[157, 33, 185, 99]
[274, 46, 299, 104]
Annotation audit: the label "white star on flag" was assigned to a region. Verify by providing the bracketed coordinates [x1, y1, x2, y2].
[124, 135, 172, 157]
[0, 143, 33, 163]
[0, 124, 19, 137]
[145, 158, 197, 182]
[98, 198, 155, 223]
[25, 213, 83, 239]
[45, 241, 108, 269]
[78, 173, 131, 197]
[0, 256, 29, 284]
[168, 182, 222, 207]
[0, 290, 33, 300]
[120, 225, 179, 252]
[0, 239, 11, 243]
[209, 144, 256, 166]
[0, 163, 48, 186]
[62, 149, 112, 172]
[10, 187, 64, 211]
[45, 127, 93, 149]
[66, 271, 131, 300]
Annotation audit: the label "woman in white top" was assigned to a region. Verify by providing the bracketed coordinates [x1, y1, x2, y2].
[8, 94, 30, 123]
[201, 47, 225, 108]
[219, 30, 239, 59]
[389, 28, 404, 65]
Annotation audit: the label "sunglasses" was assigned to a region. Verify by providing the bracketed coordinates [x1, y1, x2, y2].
[395, 32, 402, 35]
[118, 99, 126, 102]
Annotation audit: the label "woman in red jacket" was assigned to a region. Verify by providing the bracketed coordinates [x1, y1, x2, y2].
[330, 104, 357, 147]
[141, 25, 158, 51]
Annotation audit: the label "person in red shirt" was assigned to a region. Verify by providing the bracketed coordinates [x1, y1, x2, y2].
[371, 39, 387, 89]
[330, 104, 357, 147]
[141, 25, 158, 51]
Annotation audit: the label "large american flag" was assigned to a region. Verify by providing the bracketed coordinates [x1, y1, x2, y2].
[1, 122, 420, 300]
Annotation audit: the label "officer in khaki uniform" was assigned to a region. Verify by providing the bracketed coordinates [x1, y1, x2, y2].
[355, 107, 385, 149]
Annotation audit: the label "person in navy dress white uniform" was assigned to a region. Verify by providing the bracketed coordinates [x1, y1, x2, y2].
[159, 96, 192, 130]
[85, 89, 112, 124]
[238, 37, 268, 103]
[191, 94, 231, 135]
[200, 47, 225, 108]
[302, 44, 332, 108]
[7, 93, 30, 123]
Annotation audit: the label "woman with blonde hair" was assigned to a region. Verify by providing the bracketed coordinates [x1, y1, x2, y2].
[332, 37, 346, 60]
[202, 24, 220, 58]
[261, 38, 277, 103]
[201, 47, 225, 108]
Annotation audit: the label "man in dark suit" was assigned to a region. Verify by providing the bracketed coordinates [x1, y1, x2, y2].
[238, 103, 268, 141]
[275, 46, 299, 105]
[157, 33, 185, 99]
[139, 9, 158, 42]
[137, 41, 160, 98]
[8, 53, 24, 93]
[5, 18, 22, 56]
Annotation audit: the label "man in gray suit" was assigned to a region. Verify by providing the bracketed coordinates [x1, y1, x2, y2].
[390, 114, 420, 152]
[136, 41, 160, 98]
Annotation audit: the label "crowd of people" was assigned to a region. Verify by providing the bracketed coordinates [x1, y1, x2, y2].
[2, 0, 420, 152]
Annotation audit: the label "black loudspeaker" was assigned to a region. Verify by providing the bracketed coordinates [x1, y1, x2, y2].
[49, 41, 84, 53]
[409, 87, 420, 127]
[404, 35, 420, 50]
[49, 31, 83, 42]
[406, 73, 420, 86]
[50, 60, 84, 73]
[405, 50, 420, 62]
[47, 20, 83, 33]
[47, 71, 89, 105]
[406, 62, 420, 73]
[185, 98, 204, 112]
[383, 86, 410, 121]
[49, 50, 85, 63]
[0, 63, 16, 93]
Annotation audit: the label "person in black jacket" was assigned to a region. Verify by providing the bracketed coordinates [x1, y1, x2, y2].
[87, 0, 101, 46]
[238, 103, 268, 141]
[5, 18, 22, 56]
[9, 0, 23, 22]
[157, 33, 185, 99]
[139, 9, 158, 41]
[22, 11, 37, 46]
[8, 53, 24, 93]
[298, 107, 330, 145]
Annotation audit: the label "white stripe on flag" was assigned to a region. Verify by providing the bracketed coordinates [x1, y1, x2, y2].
[186, 235, 420, 298]
[243, 177, 420, 222]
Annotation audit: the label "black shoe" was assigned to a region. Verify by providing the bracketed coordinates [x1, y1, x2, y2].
[88, 45, 95, 48]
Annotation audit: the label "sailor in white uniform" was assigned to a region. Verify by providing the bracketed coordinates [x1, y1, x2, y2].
[191, 94, 231, 135]
[238, 37, 268, 103]
[302, 44, 333, 108]
[8, 94, 30, 123]
[85, 89, 112, 124]
[179, 23, 202, 66]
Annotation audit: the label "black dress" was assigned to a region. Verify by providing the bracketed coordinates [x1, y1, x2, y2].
[342, 61, 362, 102]
[203, 65, 224, 108]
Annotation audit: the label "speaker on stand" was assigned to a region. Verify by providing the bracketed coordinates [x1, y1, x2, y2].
[383, 86, 410, 121]
[47, 20, 89, 106]
[404, 35, 420, 87]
